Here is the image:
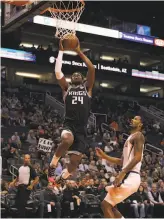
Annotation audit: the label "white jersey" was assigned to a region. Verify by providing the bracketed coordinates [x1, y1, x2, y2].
[122, 133, 144, 173]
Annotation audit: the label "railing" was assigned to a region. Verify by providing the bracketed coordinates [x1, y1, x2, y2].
[88, 112, 96, 130]
[30, 91, 45, 102]
[149, 105, 164, 117]
[145, 143, 163, 155]
[45, 94, 64, 116]
[101, 123, 116, 137]
[122, 133, 129, 141]
[101, 123, 109, 132]
[9, 165, 19, 180]
[122, 133, 163, 155]
[138, 104, 164, 123]
[93, 113, 107, 123]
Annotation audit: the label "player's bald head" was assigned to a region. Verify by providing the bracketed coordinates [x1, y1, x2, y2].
[130, 116, 143, 130]
[135, 116, 143, 123]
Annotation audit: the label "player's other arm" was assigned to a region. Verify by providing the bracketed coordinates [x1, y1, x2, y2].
[54, 41, 69, 91]
[122, 132, 145, 174]
[75, 46, 95, 96]
[96, 147, 123, 166]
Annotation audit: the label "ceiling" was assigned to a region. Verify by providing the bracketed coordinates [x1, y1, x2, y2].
[2, 1, 164, 66]
[41, 1, 164, 38]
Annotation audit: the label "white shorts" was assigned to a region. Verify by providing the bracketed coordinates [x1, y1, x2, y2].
[104, 172, 141, 207]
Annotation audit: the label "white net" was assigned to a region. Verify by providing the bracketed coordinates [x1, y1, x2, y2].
[49, 0, 85, 39]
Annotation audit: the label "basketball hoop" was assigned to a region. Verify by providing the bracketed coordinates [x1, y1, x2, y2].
[42, 1, 85, 39]
[2, 0, 33, 6]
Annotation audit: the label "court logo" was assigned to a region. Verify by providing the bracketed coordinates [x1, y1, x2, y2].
[154, 39, 164, 47]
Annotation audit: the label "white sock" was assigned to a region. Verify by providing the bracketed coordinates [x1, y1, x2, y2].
[61, 169, 71, 179]
[121, 216, 125, 219]
[50, 155, 60, 167]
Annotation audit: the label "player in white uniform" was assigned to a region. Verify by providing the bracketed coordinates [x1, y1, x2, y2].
[96, 116, 145, 218]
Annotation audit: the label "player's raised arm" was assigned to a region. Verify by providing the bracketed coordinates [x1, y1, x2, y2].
[75, 44, 95, 96]
[54, 40, 69, 91]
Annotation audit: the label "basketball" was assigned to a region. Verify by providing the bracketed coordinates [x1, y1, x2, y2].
[62, 34, 79, 50]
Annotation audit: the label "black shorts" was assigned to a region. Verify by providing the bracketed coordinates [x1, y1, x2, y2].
[63, 120, 87, 154]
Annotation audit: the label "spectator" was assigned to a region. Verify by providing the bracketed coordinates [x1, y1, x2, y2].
[39, 182, 61, 218]
[27, 130, 37, 145]
[88, 161, 98, 172]
[61, 181, 81, 218]
[20, 133, 27, 143]
[147, 183, 164, 217]
[2, 144, 20, 170]
[11, 132, 21, 148]
[103, 130, 110, 142]
[104, 142, 114, 154]
[79, 159, 89, 172]
[131, 185, 148, 218]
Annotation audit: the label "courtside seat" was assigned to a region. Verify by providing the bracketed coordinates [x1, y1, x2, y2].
[6, 193, 18, 216]
[82, 194, 102, 217]
[1, 194, 7, 216]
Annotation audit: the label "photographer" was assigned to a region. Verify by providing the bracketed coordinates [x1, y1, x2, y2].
[61, 180, 81, 218]
[39, 182, 61, 218]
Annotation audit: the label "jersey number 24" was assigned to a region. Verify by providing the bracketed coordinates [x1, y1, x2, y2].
[72, 96, 83, 104]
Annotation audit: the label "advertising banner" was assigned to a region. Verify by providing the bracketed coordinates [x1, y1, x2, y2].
[33, 15, 119, 39]
[154, 38, 164, 47]
[132, 69, 164, 81]
[51, 57, 129, 74]
[1, 48, 36, 62]
[119, 32, 154, 45]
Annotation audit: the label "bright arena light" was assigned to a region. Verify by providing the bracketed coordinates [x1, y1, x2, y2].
[100, 56, 114, 61]
[16, 72, 41, 79]
[100, 83, 108, 87]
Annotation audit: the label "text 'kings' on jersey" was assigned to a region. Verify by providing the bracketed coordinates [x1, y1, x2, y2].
[64, 84, 91, 126]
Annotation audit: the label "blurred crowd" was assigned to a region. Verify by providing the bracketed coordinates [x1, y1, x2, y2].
[1, 90, 164, 218]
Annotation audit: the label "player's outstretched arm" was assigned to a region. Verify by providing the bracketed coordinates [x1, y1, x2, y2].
[54, 40, 69, 91]
[122, 132, 145, 174]
[75, 44, 95, 96]
[96, 147, 122, 166]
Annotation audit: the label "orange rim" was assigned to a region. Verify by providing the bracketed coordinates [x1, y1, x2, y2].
[2, 0, 34, 6]
[41, 0, 85, 14]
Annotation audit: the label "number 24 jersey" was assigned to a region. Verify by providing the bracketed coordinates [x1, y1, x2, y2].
[64, 84, 91, 126]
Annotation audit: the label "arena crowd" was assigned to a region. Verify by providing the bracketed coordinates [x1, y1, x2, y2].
[1, 89, 164, 218]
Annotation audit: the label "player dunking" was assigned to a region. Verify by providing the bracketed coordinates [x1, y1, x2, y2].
[96, 116, 145, 218]
[48, 37, 95, 182]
